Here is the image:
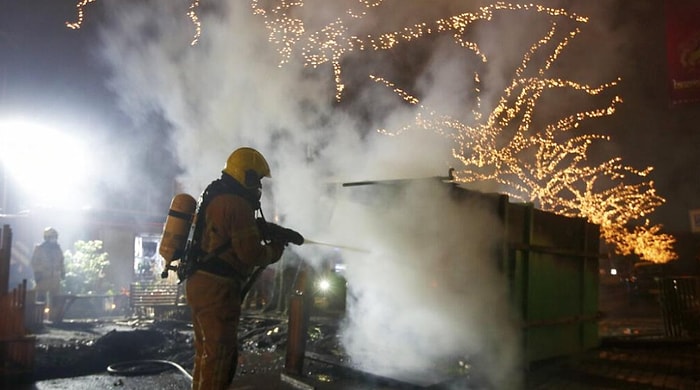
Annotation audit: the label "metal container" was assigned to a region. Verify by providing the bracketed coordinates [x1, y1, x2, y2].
[340, 177, 601, 364]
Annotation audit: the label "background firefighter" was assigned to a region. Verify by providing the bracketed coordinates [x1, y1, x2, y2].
[185, 147, 286, 390]
[31, 227, 65, 310]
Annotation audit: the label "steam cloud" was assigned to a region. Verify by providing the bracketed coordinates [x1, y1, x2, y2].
[96, 0, 619, 387]
[329, 180, 521, 388]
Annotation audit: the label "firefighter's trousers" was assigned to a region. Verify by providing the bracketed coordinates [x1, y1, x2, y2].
[35, 276, 61, 306]
[186, 270, 243, 390]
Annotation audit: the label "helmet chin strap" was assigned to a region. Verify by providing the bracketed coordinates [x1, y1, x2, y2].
[220, 173, 262, 210]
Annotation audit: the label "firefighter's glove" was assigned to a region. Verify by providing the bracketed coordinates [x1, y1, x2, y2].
[267, 240, 285, 265]
[283, 227, 304, 246]
[256, 218, 304, 246]
[268, 223, 305, 246]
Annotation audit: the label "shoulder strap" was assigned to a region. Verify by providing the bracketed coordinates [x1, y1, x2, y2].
[189, 178, 225, 261]
[191, 175, 259, 262]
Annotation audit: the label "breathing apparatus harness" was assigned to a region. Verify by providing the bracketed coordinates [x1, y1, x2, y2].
[176, 173, 269, 284]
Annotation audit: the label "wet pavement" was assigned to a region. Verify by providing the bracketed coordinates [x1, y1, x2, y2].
[523, 284, 700, 390]
[5, 284, 700, 389]
[11, 329, 700, 390]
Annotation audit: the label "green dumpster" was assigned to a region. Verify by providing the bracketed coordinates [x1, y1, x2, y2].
[341, 177, 601, 365]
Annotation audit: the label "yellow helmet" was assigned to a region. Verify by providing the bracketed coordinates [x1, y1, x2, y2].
[222, 147, 271, 189]
[44, 227, 58, 240]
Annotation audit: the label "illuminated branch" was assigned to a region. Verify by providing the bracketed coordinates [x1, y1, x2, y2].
[252, 1, 587, 100]
[66, 0, 98, 30]
[188, 0, 202, 46]
[251, 0, 306, 65]
[370, 13, 674, 262]
[68, 0, 202, 45]
[65, 0, 676, 262]
[610, 222, 678, 263]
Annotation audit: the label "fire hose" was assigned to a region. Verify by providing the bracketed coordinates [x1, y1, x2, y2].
[242, 237, 368, 298]
[302, 239, 369, 253]
[107, 359, 193, 381]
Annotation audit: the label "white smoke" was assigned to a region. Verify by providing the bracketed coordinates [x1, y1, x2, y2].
[329, 180, 521, 388]
[95, 0, 615, 388]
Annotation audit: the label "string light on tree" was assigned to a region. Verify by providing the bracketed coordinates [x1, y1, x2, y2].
[67, 0, 202, 45]
[370, 13, 674, 262]
[66, 0, 98, 30]
[252, 1, 587, 101]
[188, 0, 202, 46]
[65, 0, 676, 262]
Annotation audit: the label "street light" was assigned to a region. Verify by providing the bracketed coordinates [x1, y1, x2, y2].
[0, 119, 92, 211]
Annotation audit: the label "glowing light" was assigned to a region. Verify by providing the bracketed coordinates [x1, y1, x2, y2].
[0, 120, 93, 209]
[66, 0, 97, 30]
[317, 278, 331, 292]
[252, 1, 587, 100]
[367, 8, 674, 262]
[68, 0, 202, 45]
[188, 0, 202, 46]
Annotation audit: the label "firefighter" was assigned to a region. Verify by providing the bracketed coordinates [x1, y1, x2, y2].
[31, 227, 65, 308]
[185, 147, 286, 390]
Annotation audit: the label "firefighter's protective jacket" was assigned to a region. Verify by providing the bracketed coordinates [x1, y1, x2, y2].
[191, 172, 282, 281]
[31, 241, 64, 283]
[199, 192, 279, 279]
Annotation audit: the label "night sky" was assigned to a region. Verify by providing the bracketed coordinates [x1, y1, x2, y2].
[1, 1, 119, 139]
[1, 0, 700, 235]
[1, 0, 176, 214]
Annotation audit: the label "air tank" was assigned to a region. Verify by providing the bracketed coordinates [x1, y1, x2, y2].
[159, 193, 197, 262]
